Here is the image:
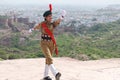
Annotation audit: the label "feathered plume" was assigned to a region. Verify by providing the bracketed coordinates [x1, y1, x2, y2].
[49, 4, 52, 12]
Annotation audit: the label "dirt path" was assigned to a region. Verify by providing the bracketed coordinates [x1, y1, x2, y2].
[0, 57, 120, 80]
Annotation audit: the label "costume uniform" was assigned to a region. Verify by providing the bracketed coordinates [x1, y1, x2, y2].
[33, 19, 61, 80]
[34, 20, 60, 65]
[29, 5, 66, 79]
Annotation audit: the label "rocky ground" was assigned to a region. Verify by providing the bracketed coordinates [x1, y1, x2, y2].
[0, 57, 120, 80]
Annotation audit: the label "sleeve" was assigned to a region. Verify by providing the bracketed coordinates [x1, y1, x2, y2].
[33, 23, 41, 30]
[53, 19, 61, 28]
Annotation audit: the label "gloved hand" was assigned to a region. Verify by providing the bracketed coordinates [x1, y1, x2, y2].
[29, 28, 34, 33]
[60, 10, 67, 20]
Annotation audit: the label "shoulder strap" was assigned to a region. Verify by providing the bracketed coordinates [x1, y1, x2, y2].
[41, 22, 58, 55]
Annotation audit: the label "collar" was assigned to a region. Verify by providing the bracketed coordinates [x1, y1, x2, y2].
[44, 21, 51, 25]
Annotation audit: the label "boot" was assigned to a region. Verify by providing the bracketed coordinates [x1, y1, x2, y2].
[43, 76, 52, 80]
[55, 72, 61, 80]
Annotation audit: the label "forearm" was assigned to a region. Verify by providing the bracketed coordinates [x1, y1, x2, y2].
[33, 23, 41, 30]
[29, 23, 41, 33]
[53, 19, 61, 28]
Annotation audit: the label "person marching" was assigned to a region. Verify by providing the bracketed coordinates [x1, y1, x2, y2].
[29, 4, 66, 80]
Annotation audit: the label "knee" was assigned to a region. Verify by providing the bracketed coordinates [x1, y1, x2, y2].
[46, 57, 53, 65]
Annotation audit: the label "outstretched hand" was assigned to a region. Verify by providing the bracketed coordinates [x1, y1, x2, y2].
[29, 28, 34, 33]
[60, 10, 67, 20]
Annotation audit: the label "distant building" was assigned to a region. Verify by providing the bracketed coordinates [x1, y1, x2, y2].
[27, 21, 36, 28]
[17, 17, 29, 24]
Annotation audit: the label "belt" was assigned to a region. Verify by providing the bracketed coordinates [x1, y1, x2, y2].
[41, 34, 52, 41]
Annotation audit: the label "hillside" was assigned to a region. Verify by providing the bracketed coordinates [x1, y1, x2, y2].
[0, 19, 120, 60]
[0, 57, 120, 80]
[56, 20, 120, 60]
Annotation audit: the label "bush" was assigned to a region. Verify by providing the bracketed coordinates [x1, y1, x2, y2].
[0, 58, 3, 61]
[0, 50, 8, 60]
[8, 53, 21, 59]
[11, 34, 20, 48]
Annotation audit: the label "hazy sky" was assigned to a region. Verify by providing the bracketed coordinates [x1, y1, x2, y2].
[1, 0, 120, 6]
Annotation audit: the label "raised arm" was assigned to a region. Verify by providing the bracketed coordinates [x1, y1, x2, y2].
[53, 19, 61, 28]
[53, 10, 67, 28]
[29, 23, 41, 33]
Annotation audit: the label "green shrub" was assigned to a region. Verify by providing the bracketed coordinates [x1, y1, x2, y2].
[8, 53, 21, 59]
[0, 50, 8, 60]
[0, 58, 3, 61]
